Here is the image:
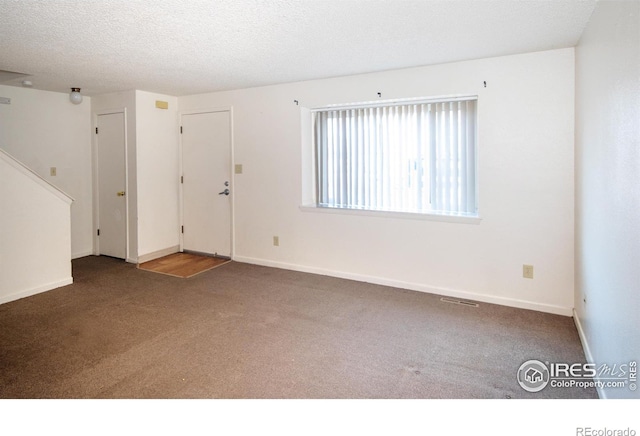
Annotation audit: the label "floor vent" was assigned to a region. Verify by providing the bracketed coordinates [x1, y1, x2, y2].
[440, 297, 479, 307]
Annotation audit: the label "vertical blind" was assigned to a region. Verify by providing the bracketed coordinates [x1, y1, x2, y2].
[314, 98, 477, 216]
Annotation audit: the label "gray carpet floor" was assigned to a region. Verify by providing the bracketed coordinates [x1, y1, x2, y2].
[0, 256, 597, 399]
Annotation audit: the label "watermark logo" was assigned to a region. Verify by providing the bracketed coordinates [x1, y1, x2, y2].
[517, 359, 550, 392]
[576, 428, 636, 436]
[517, 359, 637, 392]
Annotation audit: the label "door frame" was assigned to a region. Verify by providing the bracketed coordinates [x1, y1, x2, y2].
[178, 107, 235, 259]
[92, 108, 130, 261]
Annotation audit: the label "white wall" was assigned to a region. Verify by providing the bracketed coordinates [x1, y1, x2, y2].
[91, 90, 138, 262]
[0, 150, 73, 303]
[135, 90, 180, 259]
[179, 48, 576, 315]
[0, 85, 92, 258]
[575, 1, 639, 399]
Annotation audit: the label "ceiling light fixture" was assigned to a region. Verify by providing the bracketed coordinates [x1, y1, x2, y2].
[69, 87, 82, 104]
[22, 80, 33, 87]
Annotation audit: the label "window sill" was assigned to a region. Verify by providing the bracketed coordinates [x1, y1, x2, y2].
[299, 205, 482, 224]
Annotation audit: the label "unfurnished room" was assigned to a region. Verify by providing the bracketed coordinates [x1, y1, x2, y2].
[0, 0, 638, 433]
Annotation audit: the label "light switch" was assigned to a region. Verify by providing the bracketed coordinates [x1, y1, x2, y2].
[50, 167, 57, 176]
[235, 164, 243, 174]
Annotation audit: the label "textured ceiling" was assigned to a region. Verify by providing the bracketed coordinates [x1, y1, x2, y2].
[0, 0, 597, 97]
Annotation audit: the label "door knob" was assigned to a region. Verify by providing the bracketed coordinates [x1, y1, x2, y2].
[218, 189, 230, 196]
[117, 191, 126, 197]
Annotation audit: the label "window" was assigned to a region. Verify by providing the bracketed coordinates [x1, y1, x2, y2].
[313, 97, 477, 217]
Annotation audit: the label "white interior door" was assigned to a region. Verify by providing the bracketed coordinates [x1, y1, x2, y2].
[181, 111, 231, 257]
[96, 112, 127, 259]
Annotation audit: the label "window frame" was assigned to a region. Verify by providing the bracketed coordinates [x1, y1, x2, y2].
[307, 95, 480, 223]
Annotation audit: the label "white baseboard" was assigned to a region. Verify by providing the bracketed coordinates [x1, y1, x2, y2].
[72, 250, 93, 259]
[0, 277, 73, 305]
[573, 309, 604, 399]
[137, 245, 180, 264]
[232, 255, 573, 316]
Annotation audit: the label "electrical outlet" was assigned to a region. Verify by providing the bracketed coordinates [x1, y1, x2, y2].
[273, 236, 279, 247]
[50, 167, 57, 176]
[523, 264, 534, 279]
